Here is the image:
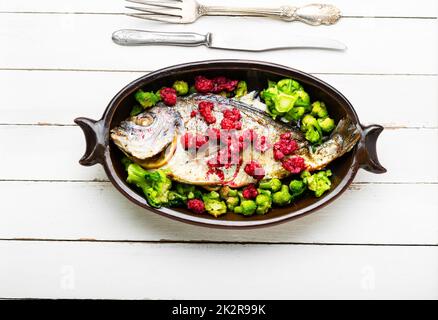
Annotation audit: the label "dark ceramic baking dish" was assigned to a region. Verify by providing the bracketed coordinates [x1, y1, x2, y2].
[75, 60, 386, 229]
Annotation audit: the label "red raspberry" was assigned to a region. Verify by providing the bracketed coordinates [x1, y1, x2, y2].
[195, 76, 214, 93]
[223, 108, 242, 122]
[282, 156, 306, 174]
[190, 110, 198, 118]
[242, 184, 258, 200]
[207, 168, 225, 181]
[181, 133, 194, 150]
[280, 132, 292, 140]
[244, 161, 265, 180]
[160, 87, 177, 106]
[187, 199, 205, 214]
[221, 117, 236, 130]
[273, 135, 298, 161]
[195, 135, 209, 149]
[198, 101, 216, 125]
[212, 77, 239, 92]
[255, 136, 269, 153]
[207, 128, 221, 142]
[181, 133, 208, 150]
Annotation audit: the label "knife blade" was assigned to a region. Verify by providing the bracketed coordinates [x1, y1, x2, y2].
[112, 29, 347, 51]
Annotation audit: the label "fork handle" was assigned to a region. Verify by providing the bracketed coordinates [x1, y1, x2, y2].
[112, 29, 210, 47]
[200, 4, 341, 25]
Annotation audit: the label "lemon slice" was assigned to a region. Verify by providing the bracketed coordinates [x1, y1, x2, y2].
[135, 135, 178, 169]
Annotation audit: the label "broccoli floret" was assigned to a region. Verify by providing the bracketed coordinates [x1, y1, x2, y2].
[130, 105, 143, 116]
[318, 117, 336, 133]
[272, 185, 293, 207]
[255, 194, 272, 215]
[234, 81, 248, 98]
[301, 170, 333, 198]
[175, 183, 200, 200]
[311, 101, 329, 119]
[121, 157, 133, 171]
[203, 191, 227, 217]
[172, 80, 189, 96]
[301, 114, 323, 144]
[289, 179, 307, 198]
[234, 200, 257, 216]
[135, 89, 161, 108]
[259, 178, 282, 192]
[167, 191, 187, 207]
[126, 164, 172, 208]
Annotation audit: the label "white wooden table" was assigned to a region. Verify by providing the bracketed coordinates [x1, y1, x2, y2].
[1, 0, 437, 300]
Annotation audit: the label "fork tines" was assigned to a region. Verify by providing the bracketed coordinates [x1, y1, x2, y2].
[125, 0, 184, 23]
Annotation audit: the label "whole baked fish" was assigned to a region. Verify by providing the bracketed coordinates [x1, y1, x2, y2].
[111, 94, 360, 187]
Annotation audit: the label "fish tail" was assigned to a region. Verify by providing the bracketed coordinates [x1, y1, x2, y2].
[330, 118, 361, 156]
[304, 117, 361, 171]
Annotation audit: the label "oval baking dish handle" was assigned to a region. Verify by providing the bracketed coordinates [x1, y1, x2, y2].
[358, 124, 387, 174]
[74, 117, 106, 166]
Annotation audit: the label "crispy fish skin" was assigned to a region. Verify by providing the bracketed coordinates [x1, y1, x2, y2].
[111, 94, 361, 187]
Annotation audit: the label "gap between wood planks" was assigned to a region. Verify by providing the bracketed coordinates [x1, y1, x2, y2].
[0, 238, 437, 247]
[1, 124, 437, 130]
[0, 11, 437, 19]
[1, 67, 437, 76]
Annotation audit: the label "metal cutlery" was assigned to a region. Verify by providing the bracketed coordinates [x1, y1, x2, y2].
[125, 0, 341, 25]
[112, 29, 347, 51]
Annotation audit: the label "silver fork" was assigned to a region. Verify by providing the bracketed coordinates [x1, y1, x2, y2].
[125, 0, 341, 25]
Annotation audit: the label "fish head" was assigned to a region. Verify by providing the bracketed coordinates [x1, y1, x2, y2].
[110, 106, 181, 162]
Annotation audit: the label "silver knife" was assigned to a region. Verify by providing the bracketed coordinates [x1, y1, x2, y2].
[112, 29, 347, 51]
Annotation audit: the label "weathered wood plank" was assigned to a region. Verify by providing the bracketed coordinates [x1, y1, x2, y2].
[1, 14, 437, 74]
[1, 0, 437, 17]
[1, 241, 437, 299]
[1, 70, 436, 128]
[0, 182, 437, 245]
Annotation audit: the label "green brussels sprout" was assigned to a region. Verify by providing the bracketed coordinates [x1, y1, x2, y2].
[130, 105, 143, 116]
[203, 191, 227, 217]
[172, 80, 189, 96]
[234, 200, 257, 216]
[259, 178, 282, 192]
[255, 194, 272, 215]
[234, 81, 248, 98]
[226, 197, 240, 211]
[289, 179, 307, 199]
[301, 114, 323, 144]
[294, 90, 311, 108]
[272, 185, 293, 207]
[277, 79, 302, 94]
[284, 106, 307, 122]
[135, 89, 161, 108]
[189, 85, 197, 94]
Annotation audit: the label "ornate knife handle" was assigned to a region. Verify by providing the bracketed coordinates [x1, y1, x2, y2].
[200, 4, 341, 25]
